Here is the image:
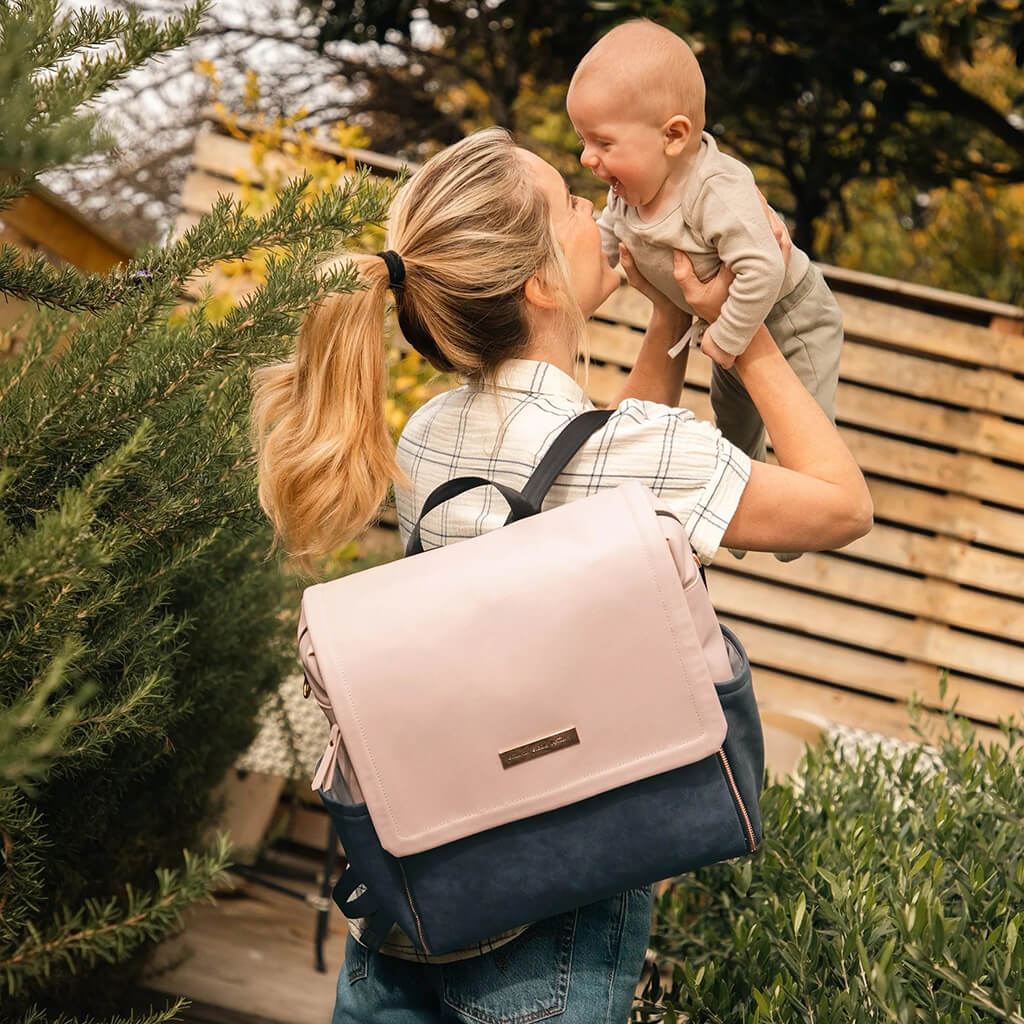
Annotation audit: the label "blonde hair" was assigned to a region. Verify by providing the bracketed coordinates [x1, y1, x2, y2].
[573, 19, 706, 137]
[250, 127, 585, 575]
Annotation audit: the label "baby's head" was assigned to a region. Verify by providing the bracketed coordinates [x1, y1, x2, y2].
[567, 20, 705, 209]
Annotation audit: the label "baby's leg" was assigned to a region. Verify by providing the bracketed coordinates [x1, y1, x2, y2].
[711, 263, 844, 557]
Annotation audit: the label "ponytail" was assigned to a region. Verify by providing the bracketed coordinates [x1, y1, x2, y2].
[252, 127, 588, 574]
[250, 255, 398, 576]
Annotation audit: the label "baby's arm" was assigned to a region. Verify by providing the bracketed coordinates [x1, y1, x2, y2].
[694, 175, 787, 360]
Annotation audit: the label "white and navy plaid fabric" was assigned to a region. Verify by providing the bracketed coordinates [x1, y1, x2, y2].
[348, 357, 751, 963]
[395, 359, 750, 565]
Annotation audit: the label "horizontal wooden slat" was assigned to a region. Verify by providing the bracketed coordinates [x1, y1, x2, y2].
[180, 169, 245, 214]
[838, 293, 1024, 374]
[837, 341, 1024, 422]
[592, 318, 1024, 424]
[713, 548, 1024, 644]
[594, 282, 1024, 374]
[713, 572, 1024, 688]
[193, 129, 277, 186]
[725, 617, 1023, 729]
[198, 112, 413, 174]
[820, 262, 1024, 322]
[586, 363, 1024, 520]
[842, 430, 1023, 510]
[570, 381, 1024, 585]
[589, 323, 1024, 462]
[751, 666, 1006, 748]
[841, 521, 1024, 597]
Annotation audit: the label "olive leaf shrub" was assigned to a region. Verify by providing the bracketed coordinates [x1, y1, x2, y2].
[637, 712, 1024, 1023]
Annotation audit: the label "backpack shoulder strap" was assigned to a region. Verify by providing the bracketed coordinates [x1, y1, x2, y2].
[516, 408, 614, 514]
[404, 408, 614, 556]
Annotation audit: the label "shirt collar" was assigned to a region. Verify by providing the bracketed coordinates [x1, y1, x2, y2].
[487, 359, 588, 403]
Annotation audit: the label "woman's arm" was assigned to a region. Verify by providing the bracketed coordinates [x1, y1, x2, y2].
[608, 245, 692, 408]
[672, 253, 872, 553]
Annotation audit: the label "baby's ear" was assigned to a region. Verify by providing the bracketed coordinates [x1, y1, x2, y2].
[663, 115, 692, 157]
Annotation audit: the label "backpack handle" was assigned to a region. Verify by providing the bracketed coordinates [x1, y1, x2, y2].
[405, 409, 614, 557]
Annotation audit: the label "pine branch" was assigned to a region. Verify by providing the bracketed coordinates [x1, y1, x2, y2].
[0, 422, 154, 609]
[0, 637, 94, 790]
[0, 788, 48, 938]
[0, 1, 209, 179]
[0, 836, 231, 998]
[16, 1000, 188, 1024]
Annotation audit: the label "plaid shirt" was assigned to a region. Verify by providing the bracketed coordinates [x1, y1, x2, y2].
[348, 358, 750, 963]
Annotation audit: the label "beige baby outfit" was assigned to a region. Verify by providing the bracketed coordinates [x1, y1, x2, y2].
[597, 131, 843, 464]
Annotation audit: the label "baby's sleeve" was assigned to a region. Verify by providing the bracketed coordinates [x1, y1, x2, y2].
[695, 176, 787, 357]
[596, 192, 622, 269]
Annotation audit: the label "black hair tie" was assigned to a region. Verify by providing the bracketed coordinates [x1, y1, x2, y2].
[379, 250, 405, 290]
[378, 249, 452, 372]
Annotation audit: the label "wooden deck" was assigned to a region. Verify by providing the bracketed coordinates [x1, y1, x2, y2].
[143, 861, 345, 1024]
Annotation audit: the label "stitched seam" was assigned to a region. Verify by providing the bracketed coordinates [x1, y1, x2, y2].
[443, 910, 576, 1024]
[603, 892, 629, 1023]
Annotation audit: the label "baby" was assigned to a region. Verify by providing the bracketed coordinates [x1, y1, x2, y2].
[567, 19, 844, 504]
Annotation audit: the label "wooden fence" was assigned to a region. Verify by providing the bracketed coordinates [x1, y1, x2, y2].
[586, 271, 1024, 744]
[180, 119, 1024, 746]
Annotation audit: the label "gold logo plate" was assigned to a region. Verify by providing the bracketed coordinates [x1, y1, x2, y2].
[500, 727, 580, 769]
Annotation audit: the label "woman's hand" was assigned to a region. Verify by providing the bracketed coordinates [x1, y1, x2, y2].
[618, 243, 685, 322]
[671, 251, 734, 323]
[670, 193, 792, 325]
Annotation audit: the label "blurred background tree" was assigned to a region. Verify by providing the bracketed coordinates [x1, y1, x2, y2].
[45, 0, 1024, 299]
[655, 0, 1023, 255]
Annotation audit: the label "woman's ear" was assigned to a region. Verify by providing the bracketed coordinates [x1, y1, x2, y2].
[663, 115, 692, 157]
[524, 272, 559, 310]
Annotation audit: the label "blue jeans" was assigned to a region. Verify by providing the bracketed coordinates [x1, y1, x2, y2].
[331, 887, 653, 1023]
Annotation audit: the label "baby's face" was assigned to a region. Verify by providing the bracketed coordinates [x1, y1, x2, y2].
[567, 78, 673, 210]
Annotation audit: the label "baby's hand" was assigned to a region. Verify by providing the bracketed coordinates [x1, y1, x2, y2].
[700, 330, 736, 370]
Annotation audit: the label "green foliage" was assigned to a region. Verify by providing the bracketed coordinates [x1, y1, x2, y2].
[0, 2, 396, 1020]
[638, 716, 1024, 1023]
[819, 177, 1024, 305]
[0, 0, 206, 208]
[297, 0, 648, 153]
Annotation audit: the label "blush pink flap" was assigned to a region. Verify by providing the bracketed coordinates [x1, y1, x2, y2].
[301, 482, 727, 858]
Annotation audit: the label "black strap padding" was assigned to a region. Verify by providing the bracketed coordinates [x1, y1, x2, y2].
[405, 476, 534, 555]
[405, 409, 616, 556]
[516, 409, 614, 515]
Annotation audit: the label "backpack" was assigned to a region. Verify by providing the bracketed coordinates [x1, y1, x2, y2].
[298, 409, 764, 955]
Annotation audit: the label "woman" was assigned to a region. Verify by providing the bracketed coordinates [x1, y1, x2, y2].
[251, 128, 871, 1023]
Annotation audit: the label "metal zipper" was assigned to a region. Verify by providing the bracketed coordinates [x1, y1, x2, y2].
[398, 861, 431, 954]
[717, 749, 758, 852]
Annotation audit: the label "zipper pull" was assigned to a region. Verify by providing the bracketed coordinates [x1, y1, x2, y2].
[311, 723, 342, 792]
